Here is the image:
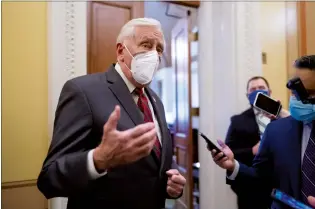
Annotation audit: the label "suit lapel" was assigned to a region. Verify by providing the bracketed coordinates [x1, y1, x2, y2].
[287, 118, 303, 199]
[105, 67, 167, 168]
[145, 88, 169, 171]
[106, 66, 144, 126]
[105, 66, 159, 169]
[245, 108, 261, 140]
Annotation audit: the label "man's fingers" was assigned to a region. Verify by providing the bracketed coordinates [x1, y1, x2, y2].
[167, 180, 182, 191]
[132, 127, 157, 147]
[166, 169, 179, 176]
[308, 196, 315, 206]
[167, 186, 179, 197]
[132, 130, 157, 156]
[104, 106, 120, 132]
[217, 140, 226, 148]
[211, 150, 217, 157]
[170, 174, 186, 185]
[213, 152, 224, 161]
[125, 122, 155, 138]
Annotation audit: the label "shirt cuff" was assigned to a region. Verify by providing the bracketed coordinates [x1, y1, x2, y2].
[226, 160, 240, 180]
[87, 149, 107, 179]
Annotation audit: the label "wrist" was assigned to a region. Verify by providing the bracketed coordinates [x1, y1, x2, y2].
[93, 147, 110, 172]
[227, 160, 236, 172]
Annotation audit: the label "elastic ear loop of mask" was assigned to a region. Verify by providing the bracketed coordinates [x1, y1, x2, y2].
[123, 43, 134, 59]
[122, 43, 133, 71]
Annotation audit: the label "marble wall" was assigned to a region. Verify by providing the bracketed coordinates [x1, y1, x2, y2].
[198, 2, 262, 209]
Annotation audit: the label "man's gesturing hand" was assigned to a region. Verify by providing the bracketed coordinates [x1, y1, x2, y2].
[166, 169, 186, 198]
[93, 105, 157, 171]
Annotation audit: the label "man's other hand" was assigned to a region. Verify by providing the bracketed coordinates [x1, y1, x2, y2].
[308, 196, 315, 207]
[166, 169, 186, 198]
[252, 141, 260, 155]
[278, 108, 290, 118]
[210, 140, 235, 172]
[93, 105, 157, 171]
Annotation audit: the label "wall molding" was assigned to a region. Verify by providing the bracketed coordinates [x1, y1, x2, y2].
[47, 2, 88, 209]
[2, 179, 37, 189]
[2, 180, 48, 209]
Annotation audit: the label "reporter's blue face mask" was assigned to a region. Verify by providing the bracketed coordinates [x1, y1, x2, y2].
[289, 96, 315, 123]
[248, 90, 269, 105]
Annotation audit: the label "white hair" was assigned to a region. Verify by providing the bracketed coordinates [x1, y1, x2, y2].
[116, 18, 164, 44]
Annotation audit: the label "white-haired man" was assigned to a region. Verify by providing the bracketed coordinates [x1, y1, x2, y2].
[37, 18, 186, 209]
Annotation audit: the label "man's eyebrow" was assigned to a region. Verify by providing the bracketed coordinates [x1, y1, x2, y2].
[137, 36, 153, 44]
[137, 36, 164, 51]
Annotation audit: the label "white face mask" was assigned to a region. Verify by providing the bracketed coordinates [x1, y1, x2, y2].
[124, 44, 160, 85]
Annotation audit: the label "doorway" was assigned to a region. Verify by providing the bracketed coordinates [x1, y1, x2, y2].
[144, 2, 199, 209]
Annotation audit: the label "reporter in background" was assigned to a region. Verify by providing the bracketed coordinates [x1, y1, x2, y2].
[211, 55, 315, 209]
[225, 76, 290, 209]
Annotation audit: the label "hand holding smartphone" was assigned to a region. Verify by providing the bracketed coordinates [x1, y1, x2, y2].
[199, 132, 226, 158]
[254, 92, 282, 117]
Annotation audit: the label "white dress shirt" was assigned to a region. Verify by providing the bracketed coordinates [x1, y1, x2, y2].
[87, 63, 162, 179]
[228, 122, 312, 180]
[253, 108, 271, 137]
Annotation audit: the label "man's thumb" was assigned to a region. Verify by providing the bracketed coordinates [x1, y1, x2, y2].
[166, 169, 179, 176]
[104, 106, 120, 132]
[217, 140, 226, 148]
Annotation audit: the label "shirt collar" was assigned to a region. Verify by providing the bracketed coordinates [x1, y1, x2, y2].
[114, 63, 136, 93]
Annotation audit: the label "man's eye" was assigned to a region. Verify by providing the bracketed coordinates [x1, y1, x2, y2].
[142, 43, 150, 48]
[157, 48, 163, 53]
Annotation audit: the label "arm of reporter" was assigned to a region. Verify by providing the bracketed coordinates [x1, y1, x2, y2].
[226, 125, 273, 184]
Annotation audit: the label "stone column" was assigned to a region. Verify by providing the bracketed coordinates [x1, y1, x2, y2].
[47, 2, 87, 209]
[198, 2, 262, 209]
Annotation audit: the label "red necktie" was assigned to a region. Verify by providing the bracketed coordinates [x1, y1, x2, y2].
[134, 88, 161, 159]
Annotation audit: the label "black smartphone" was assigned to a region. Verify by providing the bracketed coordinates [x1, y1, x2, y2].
[253, 92, 282, 117]
[271, 189, 313, 209]
[199, 132, 226, 157]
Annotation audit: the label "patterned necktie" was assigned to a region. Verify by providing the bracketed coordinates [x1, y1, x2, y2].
[301, 121, 315, 204]
[134, 88, 161, 160]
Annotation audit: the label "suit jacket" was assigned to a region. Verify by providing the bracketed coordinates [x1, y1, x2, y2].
[237, 116, 304, 209]
[37, 65, 176, 209]
[226, 108, 260, 166]
[226, 108, 271, 208]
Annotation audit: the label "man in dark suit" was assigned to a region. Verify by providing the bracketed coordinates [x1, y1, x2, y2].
[37, 18, 186, 209]
[225, 76, 290, 209]
[212, 55, 315, 209]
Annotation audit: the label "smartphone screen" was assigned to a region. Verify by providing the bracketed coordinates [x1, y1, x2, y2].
[271, 189, 313, 209]
[254, 93, 281, 116]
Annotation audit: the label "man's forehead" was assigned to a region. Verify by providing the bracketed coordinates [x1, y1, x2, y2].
[295, 68, 315, 89]
[248, 79, 268, 88]
[134, 26, 164, 43]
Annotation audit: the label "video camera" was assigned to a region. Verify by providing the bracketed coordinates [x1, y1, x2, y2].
[286, 77, 315, 104]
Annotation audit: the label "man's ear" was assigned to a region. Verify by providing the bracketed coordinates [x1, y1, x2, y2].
[269, 89, 272, 95]
[116, 43, 124, 62]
